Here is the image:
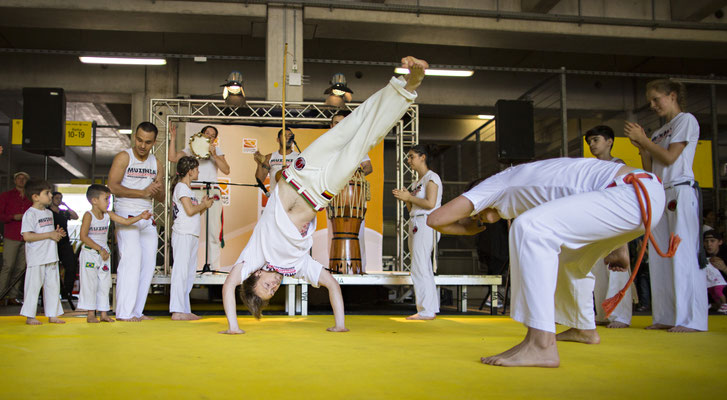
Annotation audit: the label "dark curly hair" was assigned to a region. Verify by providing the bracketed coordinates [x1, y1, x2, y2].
[171, 156, 199, 189]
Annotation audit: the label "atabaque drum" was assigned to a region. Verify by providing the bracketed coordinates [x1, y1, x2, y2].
[327, 169, 370, 274]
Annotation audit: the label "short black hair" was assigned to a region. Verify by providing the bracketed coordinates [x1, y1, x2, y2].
[25, 179, 52, 201]
[331, 110, 351, 123]
[200, 125, 219, 139]
[585, 125, 615, 142]
[52, 191, 62, 197]
[704, 229, 723, 241]
[86, 184, 111, 202]
[136, 121, 159, 138]
[277, 128, 293, 139]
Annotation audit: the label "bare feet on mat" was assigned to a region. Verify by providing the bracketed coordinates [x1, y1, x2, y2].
[140, 315, 154, 321]
[481, 328, 560, 368]
[100, 314, 115, 323]
[48, 317, 65, 324]
[117, 317, 142, 322]
[668, 325, 699, 333]
[87, 315, 100, 323]
[406, 313, 435, 320]
[556, 328, 600, 344]
[327, 326, 350, 332]
[645, 323, 672, 330]
[401, 56, 428, 93]
[606, 321, 629, 329]
[172, 312, 201, 321]
[26, 317, 41, 325]
[218, 328, 245, 335]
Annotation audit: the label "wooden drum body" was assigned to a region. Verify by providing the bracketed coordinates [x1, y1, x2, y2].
[328, 170, 369, 274]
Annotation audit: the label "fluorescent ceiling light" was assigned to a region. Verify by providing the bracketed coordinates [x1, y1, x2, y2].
[79, 56, 167, 65]
[119, 129, 132, 134]
[478, 115, 495, 120]
[394, 67, 474, 77]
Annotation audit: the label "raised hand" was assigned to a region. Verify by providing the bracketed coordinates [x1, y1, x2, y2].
[202, 195, 214, 209]
[253, 151, 266, 165]
[624, 122, 649, 148]
[170, 124, 177, 139]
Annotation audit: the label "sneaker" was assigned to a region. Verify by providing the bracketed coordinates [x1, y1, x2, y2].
[485, 292, 505, 308]
[718, 304, 727, 314]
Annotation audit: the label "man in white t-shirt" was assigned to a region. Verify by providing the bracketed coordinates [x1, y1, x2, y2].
[326, 110, 374, 269]
[427, 157, 666, 368]
[254, 128, 298, 194]
[169, 125, 230, 271]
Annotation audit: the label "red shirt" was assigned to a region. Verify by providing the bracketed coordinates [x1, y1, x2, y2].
[0, 188, 32, 241]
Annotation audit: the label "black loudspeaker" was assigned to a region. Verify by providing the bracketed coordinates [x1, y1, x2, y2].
[22, 87, 66, 157]
[495, 99, 534, 163]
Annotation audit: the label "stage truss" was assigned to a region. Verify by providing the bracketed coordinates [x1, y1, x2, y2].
[149, 98, 418, 274]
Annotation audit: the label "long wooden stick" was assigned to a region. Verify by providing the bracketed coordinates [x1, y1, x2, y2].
[282, 42, 288, 167]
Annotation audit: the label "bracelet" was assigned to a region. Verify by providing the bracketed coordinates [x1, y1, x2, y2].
[262, 165, 271, 170]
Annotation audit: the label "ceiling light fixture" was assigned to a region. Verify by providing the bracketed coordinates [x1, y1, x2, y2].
[478, 115, 495, 120]
[119, 129, 132, 134]
[394, 68, 474, 77]
[79, 56, 167, 65]
[222, 71, 246, 107]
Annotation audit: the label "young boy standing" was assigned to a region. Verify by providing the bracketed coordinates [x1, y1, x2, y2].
[78, 184, 151, 323]
[20, 180, 66, 325]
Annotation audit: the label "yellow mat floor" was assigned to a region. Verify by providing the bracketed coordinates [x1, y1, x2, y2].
[1, 315, 725, 399]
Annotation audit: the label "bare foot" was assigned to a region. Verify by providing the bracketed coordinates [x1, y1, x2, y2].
[481, 327, 560, 368]
[26, 317, 42, 325]
[187, 313, 201, 320]
[327, 326, 350, 332]
[87, 315, 100, 323]
[606, 321, 629, 329]
[218, 328, 245, 335]
[48, 317, 66, 324]
[117, 317, 142, 322]
[405, 313, 436, 320]
[645, 323, 672, 330]
[171, 313, 201, 321]
[100, 315, 115, 323]
[140, 315, 154, 321]
[595, 320, 609, 326]
[556, 328, 600, 344]
[402, 56, 428, 92]
[667, 325, 699, 333]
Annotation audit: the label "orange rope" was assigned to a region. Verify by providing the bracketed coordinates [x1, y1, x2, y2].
[601, 174, 681, 317]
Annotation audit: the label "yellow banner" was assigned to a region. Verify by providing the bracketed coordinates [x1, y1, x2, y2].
[11, 119, 93, 147]
[584, 137, 714, 188]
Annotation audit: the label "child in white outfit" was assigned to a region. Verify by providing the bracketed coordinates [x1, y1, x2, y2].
[78, 184, 151, 323]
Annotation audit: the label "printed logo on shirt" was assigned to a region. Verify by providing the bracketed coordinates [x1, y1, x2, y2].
[85, 262, 95, 269]
[652, 127, 672, 145]
[89, 225, 108, 234]
[38, 216, 53, 228]
[102, 265, 109, 272]
[270, 157, 294, 167]
[125, 167, 157, 179]
[261, 263, 297, 276]
[294, 157, 306, 170]
[411, 183, 423, 196]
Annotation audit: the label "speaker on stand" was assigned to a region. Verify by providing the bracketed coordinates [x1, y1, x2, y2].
[495, 100, 534, 164]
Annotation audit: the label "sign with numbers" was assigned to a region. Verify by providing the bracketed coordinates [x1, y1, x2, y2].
[11, 119, 93, 146]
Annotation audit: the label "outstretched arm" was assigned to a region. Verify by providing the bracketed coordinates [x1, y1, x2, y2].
[427, 196, 488, 235]
[219, 263, 245, 334]
[317, 269, 349, 332]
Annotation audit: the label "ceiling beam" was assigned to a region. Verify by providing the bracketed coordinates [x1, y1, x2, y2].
[521, 0, 562, 13]
[670, 0, 727, 21]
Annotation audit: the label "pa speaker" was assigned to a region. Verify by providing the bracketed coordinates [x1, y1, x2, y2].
[495, 99, 534, 163]
[22, 87, 66, 157]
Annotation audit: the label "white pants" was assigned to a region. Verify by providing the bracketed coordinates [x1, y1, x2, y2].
[193, 187, 221, 270]
[115, 212, 157, 319]
[510, 175, 664, 333]
[283, 77, 416, 211]
[408, 215, 440, 317]
[650, 185, 708, 331]
[327, 217, 366, 269]
[593, 259, 632, 325]
[77, 248, 112, 312]
[170, 232, 200, 314]
[20, 262, 63, 318]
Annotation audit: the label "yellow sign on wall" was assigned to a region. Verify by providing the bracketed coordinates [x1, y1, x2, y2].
[584, 137, 714, 188]
[11, 119, 93, 147]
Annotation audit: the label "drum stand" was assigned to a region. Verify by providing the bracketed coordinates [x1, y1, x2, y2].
[192, 180, 262, 275]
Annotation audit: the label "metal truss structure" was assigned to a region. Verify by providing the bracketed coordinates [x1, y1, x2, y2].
[149, 98, 418, 274]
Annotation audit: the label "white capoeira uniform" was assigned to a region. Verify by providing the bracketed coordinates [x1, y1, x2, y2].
[462, 158, 665, 333]
[268, 150, 298, 193]
[591, 156, 633, 326]
[187, 144, 224, 270]
[77, 212, 112, 312]
[234, 76, 417, 283]
[327, 153, 372, 268]
[648, 112, 708, 331]
[170, 182, 201, 314]
[115, 148, 158, 319]
[408, 170, 443, 317]
[20, 207, 63, 318]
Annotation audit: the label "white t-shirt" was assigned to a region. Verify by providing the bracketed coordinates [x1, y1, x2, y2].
[269, 150, 299, 192]
[114, 148, 157, 213]
[409, 170, 443, 217]
[172, 182, 201, 237]
[650, 112, 699, 186]
[462, 158, 624, 220]
[706, 263, 727, 288]
[184, 145, 224, 183]
[21, 207, 58, 266]
[235, 186, 323, 286]
[86, 212, 110, 251]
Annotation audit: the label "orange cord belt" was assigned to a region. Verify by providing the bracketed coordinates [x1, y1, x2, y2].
[601, 173, 681, 317]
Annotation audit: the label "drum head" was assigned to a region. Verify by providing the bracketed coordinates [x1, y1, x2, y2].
[189, 132, 211, 159]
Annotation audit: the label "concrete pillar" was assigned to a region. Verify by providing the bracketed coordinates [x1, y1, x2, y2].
[130, 60, 179, 130]
[266, 5, 304, 102]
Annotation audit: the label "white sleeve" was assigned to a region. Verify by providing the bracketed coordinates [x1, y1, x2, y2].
[215, 146, 225, 157]
[360, 154, 371, 163]
[461, 179, 501, 215]
[670, 113, 699, 144]
[20, 210, 35, 234]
